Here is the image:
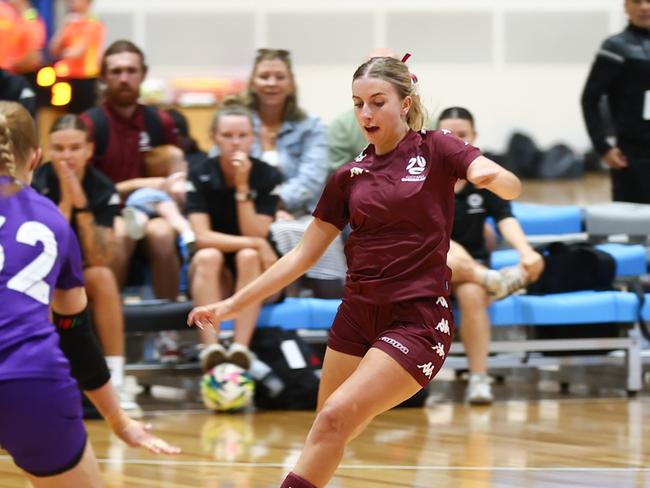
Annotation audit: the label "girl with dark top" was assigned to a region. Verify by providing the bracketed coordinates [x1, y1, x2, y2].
[439, 106, 544, 404]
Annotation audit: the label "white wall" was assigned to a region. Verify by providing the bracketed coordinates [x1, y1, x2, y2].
[90, 0, 628, 153]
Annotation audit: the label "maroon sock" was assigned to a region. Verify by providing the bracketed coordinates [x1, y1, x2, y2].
[280, 472, 317, 488]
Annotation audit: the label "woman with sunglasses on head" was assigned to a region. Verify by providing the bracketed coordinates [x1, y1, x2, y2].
[0, 102, 179, 488]
[234, 48, 345, 296]
[189, 55, 521, 488]
[438, 106, 544, 405]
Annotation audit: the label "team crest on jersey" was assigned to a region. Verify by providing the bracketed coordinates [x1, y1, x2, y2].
[349, 167, 369, 178]
[401, 155, 427, 182]
[467, 193, 486, 214]
[139, 131, 152, 152]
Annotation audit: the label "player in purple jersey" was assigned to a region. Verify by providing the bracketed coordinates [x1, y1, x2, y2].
[0, 101, 179, 488]
[188, 55, 522, 488]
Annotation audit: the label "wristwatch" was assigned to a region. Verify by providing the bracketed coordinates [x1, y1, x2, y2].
[234, 190, 257, 202]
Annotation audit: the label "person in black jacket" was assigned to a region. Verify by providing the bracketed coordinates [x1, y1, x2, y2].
[0, 68, 35, 117]
[581, 0, 650, 203]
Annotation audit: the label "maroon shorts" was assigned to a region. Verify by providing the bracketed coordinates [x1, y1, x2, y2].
[327, 296, 454, 387]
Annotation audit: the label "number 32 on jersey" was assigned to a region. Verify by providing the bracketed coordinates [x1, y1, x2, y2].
[0, 215, 58, 305]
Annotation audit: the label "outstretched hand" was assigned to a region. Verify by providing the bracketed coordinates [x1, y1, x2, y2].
[187, 298, 237, 330]
[108, 412, 181, 455]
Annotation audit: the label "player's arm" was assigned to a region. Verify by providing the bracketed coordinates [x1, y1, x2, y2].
[466, 156, 521, 200]
[188, 217, 340, 327]
[51, 287, 180, 454]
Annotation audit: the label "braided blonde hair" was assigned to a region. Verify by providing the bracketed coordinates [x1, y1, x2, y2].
[0, 113, 16, 178]
[0, 102, 38, 182]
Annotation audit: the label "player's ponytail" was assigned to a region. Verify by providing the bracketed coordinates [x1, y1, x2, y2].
[0, 101, 38, 182]
[0, 112, 17, 179]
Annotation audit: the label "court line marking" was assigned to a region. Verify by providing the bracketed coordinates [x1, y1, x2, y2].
[2, 456, 648, 471]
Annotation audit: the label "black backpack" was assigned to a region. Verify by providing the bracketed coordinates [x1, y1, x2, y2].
[538, 144, 584, 180]
[249, 327, 322, 410]
[526, 242, 615, 295]
[504, 132, 542, 178]
[84, 105, 167, 158]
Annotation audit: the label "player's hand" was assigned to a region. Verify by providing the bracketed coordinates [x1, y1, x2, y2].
[603, 147, 628, 169]
[117, 419, 181, 455]
[519, 249, 544, 282]
[107, 411, 180, 455]
[188, 298, 237, 329]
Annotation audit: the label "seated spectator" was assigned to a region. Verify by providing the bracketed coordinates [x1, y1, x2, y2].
[49, 0, 104, 114]
[186, 98, 283, 372]
[80, 40, 181, 300]
[237, 48, 343, 296]
[32, 114, 140, 415]
[121, 145, 196, 263]
[438, 107, 545, 405]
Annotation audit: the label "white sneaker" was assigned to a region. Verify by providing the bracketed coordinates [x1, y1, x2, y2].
[482, 269, 505, 297]
[118, 384, 143, 418]
[199, 343, 227, 371]
[466, 374, 493, 405]
[484, 266, 528, 300]
[498, 265, 528, 298]
[122, 207, 149, 240]
[227, 343, 253, 370]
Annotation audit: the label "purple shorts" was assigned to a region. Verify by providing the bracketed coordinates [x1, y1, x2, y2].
[0, 378, 87, 476]
[328, 296, 454, 387]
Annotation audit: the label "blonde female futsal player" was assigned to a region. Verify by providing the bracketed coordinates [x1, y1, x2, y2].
[188, 55, 521, 488]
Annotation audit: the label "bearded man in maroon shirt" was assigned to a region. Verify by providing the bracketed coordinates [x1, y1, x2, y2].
[81, 40, 182, 299]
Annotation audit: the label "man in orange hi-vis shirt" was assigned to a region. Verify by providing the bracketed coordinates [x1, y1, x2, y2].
[0, 1, 23, 71]
[50, 0, 105, 113]
[3, 0, 45, 76]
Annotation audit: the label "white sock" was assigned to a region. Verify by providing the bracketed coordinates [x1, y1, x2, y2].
[181, 230, 195, 245]
[106, 355, 125, 389]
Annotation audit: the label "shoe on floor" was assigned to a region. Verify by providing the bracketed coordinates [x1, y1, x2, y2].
[466, 374, 494, 405]
[227, 343, 253, 370]
[118, 389, 143, 419]
[156, 331, 182, 364]
[199, 343, 227, 371]
[122, 207, 149, 240]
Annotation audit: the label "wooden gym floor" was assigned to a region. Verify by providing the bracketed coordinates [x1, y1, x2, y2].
[5, 173, 650, 488]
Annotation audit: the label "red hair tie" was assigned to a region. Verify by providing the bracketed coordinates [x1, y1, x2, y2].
[400, 53, 418, 84]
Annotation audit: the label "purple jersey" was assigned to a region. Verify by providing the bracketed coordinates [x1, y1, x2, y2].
[0, 179, 85, 381]
[313, 130, 480, 304]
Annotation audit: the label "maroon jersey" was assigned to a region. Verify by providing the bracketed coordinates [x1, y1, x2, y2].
[81, 102, 178, 184]
[313, 129, 480, 304]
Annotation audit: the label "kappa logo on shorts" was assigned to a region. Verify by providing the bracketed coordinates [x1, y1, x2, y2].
[435, 318, 450, 335]
[402, 155, 427, 182]
[417, 361, 435, 379]
[379, 336, 409, 354]
[436, 297, 448, 308]
[432, 342, 446, 358]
